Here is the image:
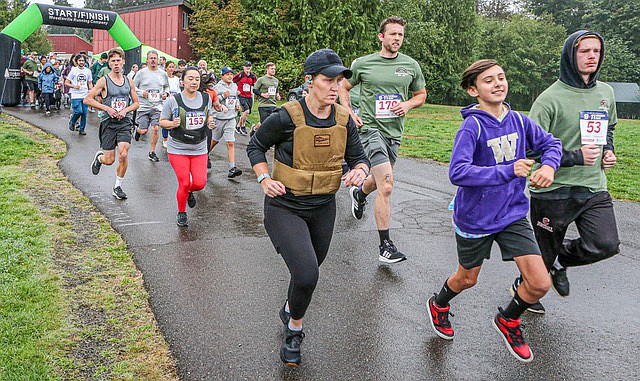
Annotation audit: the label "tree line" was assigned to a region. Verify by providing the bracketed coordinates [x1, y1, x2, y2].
[188, 0, 640, 109]
[2, 0, 637, 110]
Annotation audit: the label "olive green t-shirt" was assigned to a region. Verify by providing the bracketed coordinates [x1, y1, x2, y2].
[529, 80, 617, 193]
[348, 52, 426, 139]
[254, 75, 279, 108]
[22, 59, 39, 81]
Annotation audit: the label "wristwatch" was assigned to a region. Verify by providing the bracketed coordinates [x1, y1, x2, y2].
[257, 173, 271, 183]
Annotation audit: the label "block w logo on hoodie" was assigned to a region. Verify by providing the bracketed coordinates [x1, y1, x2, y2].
[487, 132, 518, 164]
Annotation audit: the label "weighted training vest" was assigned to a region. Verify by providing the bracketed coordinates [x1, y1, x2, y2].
[272, 101, 349, 196]
[170, 92, 210, 144]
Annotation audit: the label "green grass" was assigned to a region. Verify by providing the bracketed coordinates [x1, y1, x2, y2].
[0, 118, 177, 380]
[400, 104, 640, 201]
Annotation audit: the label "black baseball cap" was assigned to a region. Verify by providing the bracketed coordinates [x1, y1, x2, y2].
[244, 61, 252, 67]
[304, 49, 352, 78]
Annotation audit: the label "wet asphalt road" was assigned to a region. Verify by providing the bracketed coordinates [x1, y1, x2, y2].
[5, 106, 639, 381]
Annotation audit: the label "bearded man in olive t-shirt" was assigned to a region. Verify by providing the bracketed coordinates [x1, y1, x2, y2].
[340, 15, 427, 264]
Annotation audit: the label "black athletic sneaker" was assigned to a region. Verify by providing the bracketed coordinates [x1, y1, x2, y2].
[379, 239, 407, 263]
[134, 129, 140, 141]
[550, 267, 570, 297]
[177, 212, 188, 227]
[148, 151, 159, 162]
[235, 125, 242, 134]
[493, 308, 533, 362]
[187, 192, 196, 208]
[349, 186, 366, 220]
[510, 277, 546, 314]
[240, 126, 248, 136]
[79, 130, 86, 135]
[112, 186, 127, 200]
[427, 294, 454, 340]
[91, 151, 103, 175]
[279, 303, 290, 325]
[228, 167, 242, 178]
[280, 327, 304, 367]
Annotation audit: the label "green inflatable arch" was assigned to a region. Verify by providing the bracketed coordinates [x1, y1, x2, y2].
[1, 3, 142, 106]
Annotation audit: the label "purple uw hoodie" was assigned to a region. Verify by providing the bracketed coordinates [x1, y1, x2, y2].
[449, 104, 562, 235]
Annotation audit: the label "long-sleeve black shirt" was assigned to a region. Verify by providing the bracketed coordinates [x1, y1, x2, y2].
[247, 98, 369, 210]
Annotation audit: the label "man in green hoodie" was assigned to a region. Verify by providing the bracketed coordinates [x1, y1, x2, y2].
[511, 31, 620, 314]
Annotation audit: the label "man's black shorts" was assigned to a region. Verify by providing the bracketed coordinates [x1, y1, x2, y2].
[100, 118, 133, 150]
[24, 80, 37, 92]
[239, 96, 253, 113]
[258, 106, 277, 123]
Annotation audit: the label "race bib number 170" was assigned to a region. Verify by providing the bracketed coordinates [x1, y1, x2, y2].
[375, 93, 401, 119]
[579, 111, 608, 145]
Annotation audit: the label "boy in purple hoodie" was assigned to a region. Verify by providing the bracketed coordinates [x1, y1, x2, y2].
[426, 60, 562, 362]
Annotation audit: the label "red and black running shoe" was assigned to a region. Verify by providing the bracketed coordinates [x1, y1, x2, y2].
[427, 294, 454, 340]
[493, 308, 533, 362]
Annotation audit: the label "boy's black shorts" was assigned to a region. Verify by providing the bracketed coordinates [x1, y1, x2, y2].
[455, 217, 541, 269]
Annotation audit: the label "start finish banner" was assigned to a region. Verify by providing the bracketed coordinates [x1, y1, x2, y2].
[39, 4, 116, 30]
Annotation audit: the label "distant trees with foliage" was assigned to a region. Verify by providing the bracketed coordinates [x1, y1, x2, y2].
[185, 0, 640, 109]
[0, 0, 52, 54]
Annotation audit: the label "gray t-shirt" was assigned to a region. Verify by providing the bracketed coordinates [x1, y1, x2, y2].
[214, 81, 239, 120]
[134, 67, 169, 111]
[161, 91, 214, 155]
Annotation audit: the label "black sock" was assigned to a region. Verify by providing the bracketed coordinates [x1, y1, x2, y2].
[435, 278, 459, 307]
[502, 290, 531, 319]
[356, 187, 368, 202]
[378, 229, 390, 245]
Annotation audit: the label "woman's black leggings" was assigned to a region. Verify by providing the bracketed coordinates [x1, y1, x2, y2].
[264, 197, 336, 320]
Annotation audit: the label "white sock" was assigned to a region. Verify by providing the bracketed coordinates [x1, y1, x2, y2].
[553, 257, 564, 270]
[115, 176, 124, 188]
[229, 162, 235, 169]
[288, 321, 302, 332]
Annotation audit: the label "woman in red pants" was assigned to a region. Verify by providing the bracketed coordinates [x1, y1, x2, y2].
[160, 66, 216, 227]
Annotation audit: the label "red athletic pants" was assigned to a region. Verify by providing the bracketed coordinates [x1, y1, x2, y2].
[168, 153, 208, 212]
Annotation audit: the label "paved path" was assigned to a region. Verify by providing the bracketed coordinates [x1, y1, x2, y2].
[6, 106, 639, 381]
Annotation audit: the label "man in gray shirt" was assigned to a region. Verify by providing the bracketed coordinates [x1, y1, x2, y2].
[134, 50, 170, 162]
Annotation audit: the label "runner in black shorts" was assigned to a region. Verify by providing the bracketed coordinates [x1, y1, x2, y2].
[84, 48, 139, 200]
[427, 59, 561, 363]
[233, 61, 257, 135]
[251, 62, 280, 136]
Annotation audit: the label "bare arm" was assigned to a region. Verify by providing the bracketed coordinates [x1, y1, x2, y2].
[339, 81, 363, 127]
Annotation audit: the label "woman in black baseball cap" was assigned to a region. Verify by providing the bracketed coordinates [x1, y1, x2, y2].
[247, 49, 368, 366]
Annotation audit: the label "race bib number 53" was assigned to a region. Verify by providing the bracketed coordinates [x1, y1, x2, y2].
[579, 111, 608, 145]
[375, 93, 401, 119]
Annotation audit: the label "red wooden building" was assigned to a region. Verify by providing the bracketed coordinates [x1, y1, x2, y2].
[48, 34, 93, 54]
[93, 0, 194, 61]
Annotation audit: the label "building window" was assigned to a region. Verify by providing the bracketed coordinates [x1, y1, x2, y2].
[183, 12, 189, 30]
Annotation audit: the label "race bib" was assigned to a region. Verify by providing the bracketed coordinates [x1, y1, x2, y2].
[226, 95, 237, 107]
[242, 83, 251, 92]
[375, 93, 401, 119]
[185, 111, 206, 130]
[110, 96, 127, 112]
[148, 89, 161, 102]
[268, 86, 277, 96]
[579, 111, 608, 145]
